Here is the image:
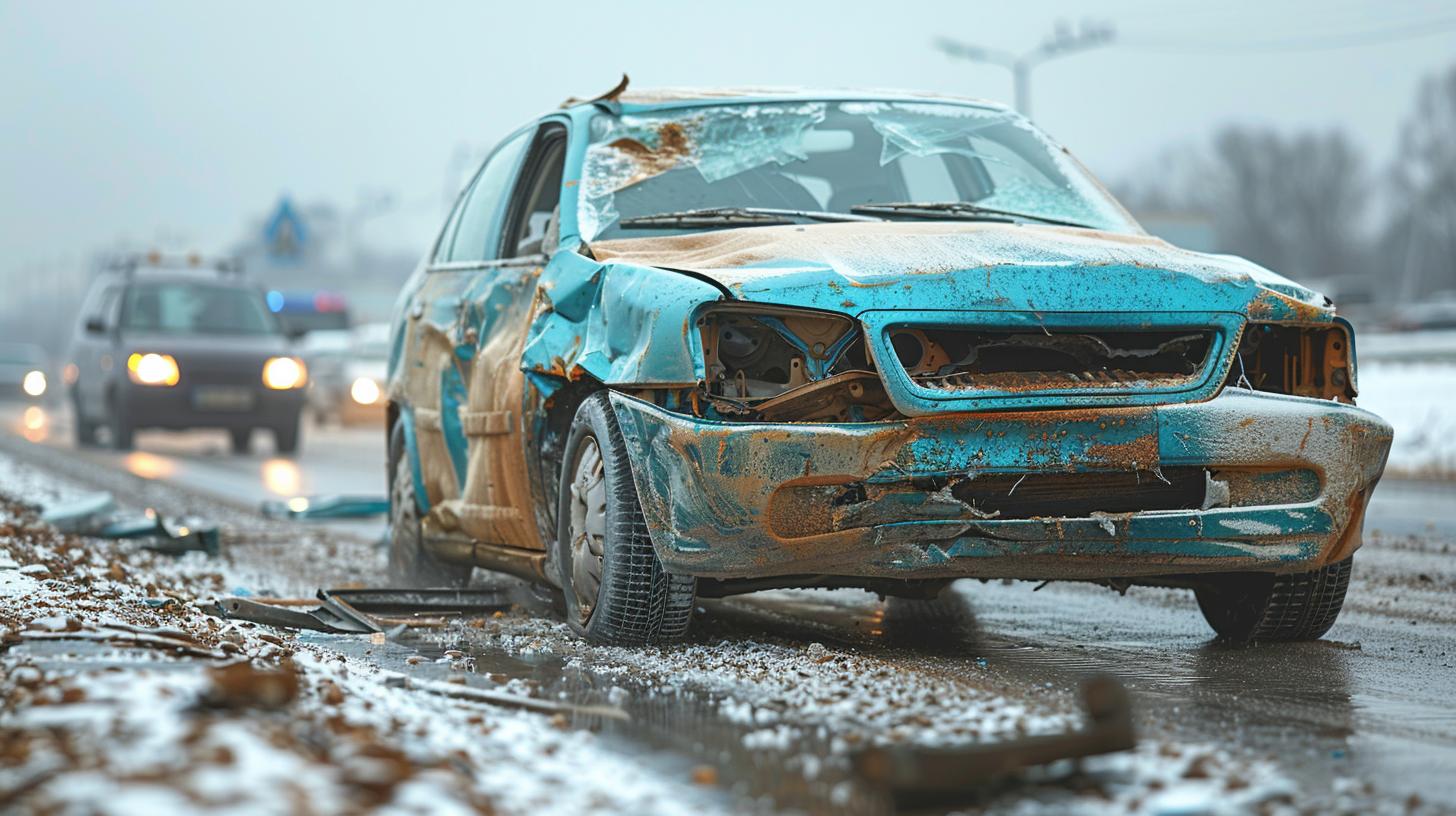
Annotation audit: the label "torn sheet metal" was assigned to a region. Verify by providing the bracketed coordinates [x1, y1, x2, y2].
[852, 674, 1135, 804]
[40, 492, 219, 556]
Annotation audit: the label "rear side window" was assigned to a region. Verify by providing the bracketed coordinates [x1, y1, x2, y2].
[120, 283, 278, 336]
[441, 130, 532, 264]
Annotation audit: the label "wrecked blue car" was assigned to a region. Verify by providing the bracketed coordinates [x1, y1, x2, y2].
[385, 86, 1392, 645]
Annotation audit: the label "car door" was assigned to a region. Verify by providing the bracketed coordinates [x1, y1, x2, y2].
[396, 126, 533, 530]
[441, 120, 570, 553]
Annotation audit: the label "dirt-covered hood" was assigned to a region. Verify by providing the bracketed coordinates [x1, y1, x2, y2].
[589, 221, 1330, 320]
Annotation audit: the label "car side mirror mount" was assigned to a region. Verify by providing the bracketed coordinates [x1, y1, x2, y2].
[287, 328, 308, 342]
[85, 317, 107, 335]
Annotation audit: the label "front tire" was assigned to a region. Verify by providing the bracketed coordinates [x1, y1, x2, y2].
[72, 390, 99, 447]
[386, 420, 471, 588]
[555, 392, 695, 645]
[272, 415, 300, 455]
[108, 393, 134, 451]
[1194, 558, 1353, 643]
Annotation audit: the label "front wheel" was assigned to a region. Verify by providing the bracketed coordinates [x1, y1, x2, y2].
[272, 416, 301, 455]
[554, 392, 696, 645]
[72, 390, 99, 447]
[108, 393, 134, 451]
[1194, 558, 1353, 643]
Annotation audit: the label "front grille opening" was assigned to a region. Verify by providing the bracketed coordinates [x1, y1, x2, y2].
[891, 327, 1214, 392]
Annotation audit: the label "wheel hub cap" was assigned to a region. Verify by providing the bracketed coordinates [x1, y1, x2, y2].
[567, 437, 606, 624]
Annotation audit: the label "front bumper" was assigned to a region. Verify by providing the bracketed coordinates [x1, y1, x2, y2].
[121, 383, 304, 430]
[609, 389, 1393, 581]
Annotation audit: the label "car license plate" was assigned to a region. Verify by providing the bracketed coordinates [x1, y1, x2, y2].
[192, 386, 255, 412]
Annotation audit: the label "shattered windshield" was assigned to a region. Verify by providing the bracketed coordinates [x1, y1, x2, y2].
[579, 100, 1139, 240]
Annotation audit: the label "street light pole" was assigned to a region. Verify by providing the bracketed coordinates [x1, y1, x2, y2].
[935, 21, 1116, 118]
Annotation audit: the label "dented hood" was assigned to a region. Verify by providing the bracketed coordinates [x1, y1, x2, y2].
[590, 221, 1329, 319]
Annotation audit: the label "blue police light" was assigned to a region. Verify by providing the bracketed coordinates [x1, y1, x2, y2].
[266, 290, 284, 313]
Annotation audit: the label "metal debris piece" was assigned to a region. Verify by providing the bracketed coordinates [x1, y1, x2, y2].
[389, 674, 630, 722]
[13, 623, 228, 660]
[852, 674, 1136, 803]
[209, 588, 512, 634]
[260, 494, 390, 520]
[40, 492, 219, 556]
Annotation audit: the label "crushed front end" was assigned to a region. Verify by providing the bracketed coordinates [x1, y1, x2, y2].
[609, 294, 1392, 584]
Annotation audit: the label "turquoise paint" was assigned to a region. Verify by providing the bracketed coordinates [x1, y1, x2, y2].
[398, 404, 430, 513]
[440, 367, 469, 487]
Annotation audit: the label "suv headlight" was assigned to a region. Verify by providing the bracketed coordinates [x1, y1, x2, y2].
[350, 376, 381, 405]
[127, 353, 180, 386]
[22, 370, 46, 397]
[262, 356, 308, 390]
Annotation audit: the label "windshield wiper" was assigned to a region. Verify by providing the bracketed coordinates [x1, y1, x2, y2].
[618, 207, 879, 229]
[849, 201, 1093, 230]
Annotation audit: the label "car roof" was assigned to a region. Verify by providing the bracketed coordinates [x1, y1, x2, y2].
[558, 85, 1010, 114]
[98, 269, 259, 290]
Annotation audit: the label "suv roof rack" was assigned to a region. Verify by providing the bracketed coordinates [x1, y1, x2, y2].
[105, 251, 244, 278]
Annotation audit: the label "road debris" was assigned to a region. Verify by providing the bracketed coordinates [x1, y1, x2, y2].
[386, 673, 630, 722]
[208, 587, 512, 634]
[851, 673, 1136, 805]
[40, 490, 219, 555]
[260, 493, 390, 520]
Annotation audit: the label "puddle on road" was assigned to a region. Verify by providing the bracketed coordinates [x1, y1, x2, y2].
[315, 628, 890, 814]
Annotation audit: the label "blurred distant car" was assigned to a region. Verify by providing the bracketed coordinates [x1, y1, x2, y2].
[382, 87, 1391, 647]
[265, 288, 351, 336]
[1388, 292, 1456, 331]
[0, 343, 51, 403]
[67, 254, 308, 453]
[302, 322, 388, 425]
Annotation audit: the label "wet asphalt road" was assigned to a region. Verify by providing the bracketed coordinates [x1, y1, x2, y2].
[3, 400, 1454, 809]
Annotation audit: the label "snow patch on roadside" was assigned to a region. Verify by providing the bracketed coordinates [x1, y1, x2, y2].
[1356, 362, 1456, 478]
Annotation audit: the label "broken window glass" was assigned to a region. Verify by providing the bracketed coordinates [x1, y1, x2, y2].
[579, 100, 1139, 241]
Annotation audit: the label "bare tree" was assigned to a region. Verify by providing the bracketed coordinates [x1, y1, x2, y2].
[1386, 64, 1456, 301]
[1204, 127, 1371, 286]
[1116, 127, 1372, 290]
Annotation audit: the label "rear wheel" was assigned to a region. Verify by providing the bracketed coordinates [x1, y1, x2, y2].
[1194, 558, 1353, 643]
[229, 428, 253, 454]
[554, 392, 696, 645]
[386, 421, 471, 588]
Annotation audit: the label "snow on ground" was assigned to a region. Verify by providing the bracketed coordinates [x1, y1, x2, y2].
[1355, 362, 1456, 478]
[0, 453, 723, 815]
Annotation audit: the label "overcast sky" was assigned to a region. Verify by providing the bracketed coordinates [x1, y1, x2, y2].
[2, 0, 1454, 278]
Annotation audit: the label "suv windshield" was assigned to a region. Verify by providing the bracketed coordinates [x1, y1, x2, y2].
[120, 282, 279, 336]
[580, 100, 1139, 240]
